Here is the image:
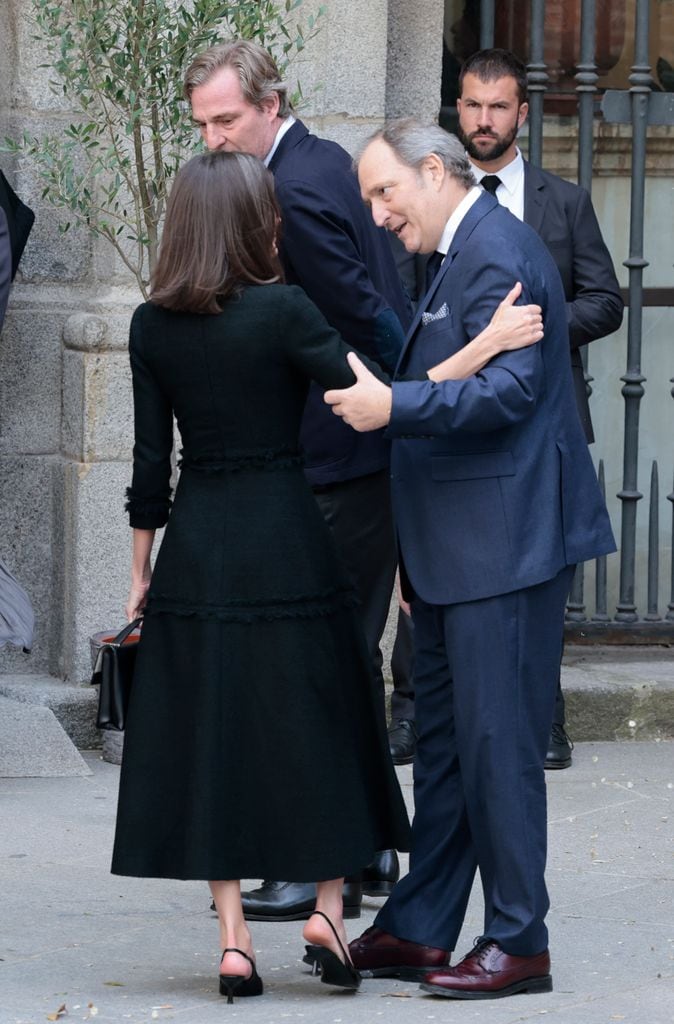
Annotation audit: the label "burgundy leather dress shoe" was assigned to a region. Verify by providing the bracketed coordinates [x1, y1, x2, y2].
[420, 939, 552, 999]
[348, 926, 450, 981]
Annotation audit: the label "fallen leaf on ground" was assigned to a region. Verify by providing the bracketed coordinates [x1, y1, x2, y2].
[382, 990, 413, 998]
[103, 981, 124, 986]
[46, 1005, 67, 1022]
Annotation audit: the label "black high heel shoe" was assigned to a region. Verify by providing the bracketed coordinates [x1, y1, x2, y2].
[304, 911, 361, 991]
[218, 948, 264, 1003]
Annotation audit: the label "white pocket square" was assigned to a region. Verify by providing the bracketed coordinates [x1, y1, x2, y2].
[421, 302, 449, 326]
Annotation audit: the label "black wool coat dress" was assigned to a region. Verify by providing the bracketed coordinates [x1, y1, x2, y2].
[111, 283, 410, 881]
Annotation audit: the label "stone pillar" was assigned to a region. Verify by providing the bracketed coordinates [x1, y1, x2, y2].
[0, 0, 140, 695]
[385, 0, 445, 121]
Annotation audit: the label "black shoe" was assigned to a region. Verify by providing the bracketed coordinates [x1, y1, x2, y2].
[218, 949, 264, 1004]
[388, 719, 417, 765]
[238, 880, 362, 922]
[360, 849, 399, 897]
[545, 723, 573, 770]
[304, 911, 361, 991]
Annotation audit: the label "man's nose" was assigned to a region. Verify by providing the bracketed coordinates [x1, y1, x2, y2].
[203, 124, 226, 151]
[370, 201, 389, 228]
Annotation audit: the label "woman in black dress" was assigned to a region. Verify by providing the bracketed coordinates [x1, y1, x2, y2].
[111, 151, 542, 1002]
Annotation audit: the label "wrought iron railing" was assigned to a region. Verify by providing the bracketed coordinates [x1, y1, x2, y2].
[477, 0, 674, 641]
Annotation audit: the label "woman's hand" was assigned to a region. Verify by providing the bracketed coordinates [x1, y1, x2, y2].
[125, 576, 150, 622]
[396, 572, 411, 618]
[479, 281, 543, 354]
[427, 281, 543, 382]
[126, 529, 155, 621]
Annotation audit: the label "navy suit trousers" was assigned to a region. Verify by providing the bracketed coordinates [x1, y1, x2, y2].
[376, 565, 574, 955]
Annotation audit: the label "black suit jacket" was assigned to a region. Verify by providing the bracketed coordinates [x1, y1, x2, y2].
[523, 161, 623, 442]
[0, 170, 35, 332]
[269, 120, 411, 486]
[0, 170, 35, 281]
[0, 207, 10, 331]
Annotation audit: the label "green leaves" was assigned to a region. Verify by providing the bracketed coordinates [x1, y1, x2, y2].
[9, 0, 323, 297]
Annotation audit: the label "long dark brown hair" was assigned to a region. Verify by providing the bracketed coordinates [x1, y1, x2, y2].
[151, 151, 283, 313]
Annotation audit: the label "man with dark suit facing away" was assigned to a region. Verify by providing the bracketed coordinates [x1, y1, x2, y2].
[456, 48, 624, 769]
[183, 39, 412, 921]
[0, 205, 10, 333]
[325, 119, 616, 998]
[0, 169, 35, 331]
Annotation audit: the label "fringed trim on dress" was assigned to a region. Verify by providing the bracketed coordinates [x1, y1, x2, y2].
[125, 488, 172, 529]
[178, 445, 305, 474]
[144, 585, 360, 623]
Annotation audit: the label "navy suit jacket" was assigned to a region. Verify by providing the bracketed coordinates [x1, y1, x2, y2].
[523, 162, 623, 442]
[388, 192, 615, 607]
[269, 120, 411, 486]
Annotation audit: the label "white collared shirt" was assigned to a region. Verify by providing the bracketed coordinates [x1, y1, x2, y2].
[264, 115, 296, 167]
[470, 149, 525, 222]
[436, 185, 483, 262]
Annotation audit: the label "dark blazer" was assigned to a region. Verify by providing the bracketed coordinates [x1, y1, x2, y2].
[0, 207, 10, 331]
[0, 170, 35, 281]
[389, 192, 615, 606]
[269, 120, 412, 486]
[523, 161, 623, 442]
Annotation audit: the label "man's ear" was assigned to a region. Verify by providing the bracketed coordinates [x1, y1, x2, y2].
[422, 153, 446, 189]
[517, 102, 529, 129]
[260, 91, 281, 119]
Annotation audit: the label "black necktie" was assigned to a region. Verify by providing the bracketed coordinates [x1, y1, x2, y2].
[481, 174, 502, 195]
[424, 250, 444, 292]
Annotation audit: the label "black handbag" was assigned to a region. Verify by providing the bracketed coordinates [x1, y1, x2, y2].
[90, 618, 142, 731]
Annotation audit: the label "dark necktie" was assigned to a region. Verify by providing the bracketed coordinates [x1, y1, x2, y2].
[424, 250, 444, 292]
[481, 174, 502, 196]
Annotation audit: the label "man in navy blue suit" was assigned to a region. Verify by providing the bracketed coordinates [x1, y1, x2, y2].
[326, 119, 616, 998]
[184, 40, 411, 920]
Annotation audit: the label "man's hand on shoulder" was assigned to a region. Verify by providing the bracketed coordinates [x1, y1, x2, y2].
[324, 352, 392, 431]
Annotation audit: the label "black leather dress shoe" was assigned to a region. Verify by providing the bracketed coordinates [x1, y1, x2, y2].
[388, 719, 417, 765]
[239, 880, 362, 921]
[360, 849, 399, 897]
[544, 723, 573, 770]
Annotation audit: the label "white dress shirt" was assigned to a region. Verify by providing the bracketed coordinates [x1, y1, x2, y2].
[436, 185, 483, 262]
[263, 115, 296, 167]
[470, 149, 525, 222]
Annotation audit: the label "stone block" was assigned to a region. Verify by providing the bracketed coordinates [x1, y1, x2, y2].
[561, 646, 674, 741]
[0, 695, 91, 777]
[62, 349, 133, 462]
[303, 117, 383, 157]
[0, 308, 62, 455]
[9, 142, 92, 284]
[0, 456, 62, 677]
[0, 675, 100, 749]
[61, 460, 134, 683]
[11, 13, 70, 112]
[0, 5, 13, 111]
[296, 0, 388, 120]
[386, 0, 445, 121]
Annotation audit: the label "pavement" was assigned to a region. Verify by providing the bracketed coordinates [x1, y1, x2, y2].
[1, 741, 672, 1024]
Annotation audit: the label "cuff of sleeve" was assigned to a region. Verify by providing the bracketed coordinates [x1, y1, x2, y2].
[125, 489, 171, 530]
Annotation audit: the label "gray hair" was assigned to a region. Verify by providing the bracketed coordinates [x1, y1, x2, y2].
[183, 40, 293, 118]
[355, 118, 475, 190]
